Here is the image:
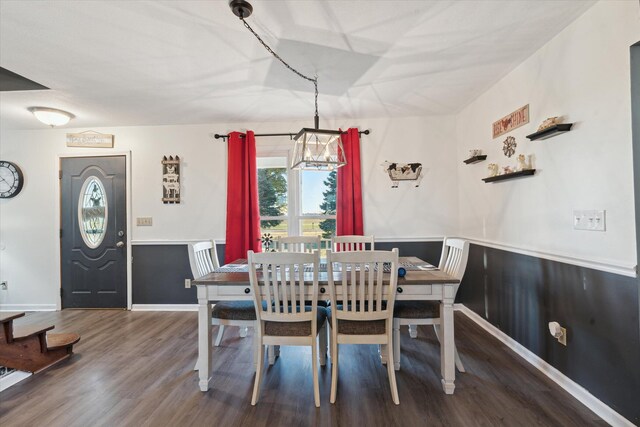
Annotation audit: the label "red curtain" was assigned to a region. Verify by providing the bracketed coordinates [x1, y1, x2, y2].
[224, 131, 261, 264]
[337, 128, 364, 235]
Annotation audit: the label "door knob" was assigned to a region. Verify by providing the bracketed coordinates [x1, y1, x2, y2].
[116, 241, 125, 248]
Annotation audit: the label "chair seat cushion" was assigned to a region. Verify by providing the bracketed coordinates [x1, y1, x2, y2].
[393, 301, 439, 319]
[327, 306, 387, 335]
[212, 301, 257, 320]
[264, 306, 327, 337]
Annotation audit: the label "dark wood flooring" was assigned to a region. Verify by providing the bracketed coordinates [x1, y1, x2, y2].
[0, 310, 604, 426]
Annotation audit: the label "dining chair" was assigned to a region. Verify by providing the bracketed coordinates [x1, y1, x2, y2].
[392, 238, 470, 372]
[276, 235, 321, 253]
[248, 250, 326, 407]
[272, 235, 327, 366]
[188, 241, 256, 369]
[331, 235, 375, 252]
[327, 248, 400, 405]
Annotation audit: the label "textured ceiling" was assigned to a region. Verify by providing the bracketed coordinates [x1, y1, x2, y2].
[0, 0, 595, 130]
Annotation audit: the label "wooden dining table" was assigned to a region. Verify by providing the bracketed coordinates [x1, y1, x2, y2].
[193, 256, 461, 395]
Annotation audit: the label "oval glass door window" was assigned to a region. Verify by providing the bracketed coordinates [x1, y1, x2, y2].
[78, 176, 108, 248]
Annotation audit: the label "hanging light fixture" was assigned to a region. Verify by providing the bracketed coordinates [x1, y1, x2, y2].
[28, 107, 75, 127]
[229, 0, 346, 171]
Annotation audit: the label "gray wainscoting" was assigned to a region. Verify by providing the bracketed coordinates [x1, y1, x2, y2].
[458, 243, 640, 424]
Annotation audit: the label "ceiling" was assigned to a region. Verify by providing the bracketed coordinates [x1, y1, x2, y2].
[0, 0, 595, 130]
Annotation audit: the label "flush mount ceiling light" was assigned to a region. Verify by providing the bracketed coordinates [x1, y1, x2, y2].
[229, 0, 346, 171]
[28, 107, 75, 127]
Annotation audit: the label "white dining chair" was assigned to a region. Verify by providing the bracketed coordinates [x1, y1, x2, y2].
[327, 248, 400, 405]
[272, 235, 327, 366]
[331, 235, 375, 252]
[276, 235, 321, 253]
[188, 241, 256, 370]
[392, 238, 470, 372]
[248, 250, 326, 407]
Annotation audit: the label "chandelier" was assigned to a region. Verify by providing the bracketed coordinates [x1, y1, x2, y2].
[229, 0, 346, 171]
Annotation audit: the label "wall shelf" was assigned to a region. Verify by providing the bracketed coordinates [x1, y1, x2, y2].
[526, 123, 573, 141]
[482, 169, 536, 183]
[463, 155, 487, 164]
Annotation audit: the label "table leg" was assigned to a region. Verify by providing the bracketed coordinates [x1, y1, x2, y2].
[198, 293, 212, 392]
[440, 293, 455, 394]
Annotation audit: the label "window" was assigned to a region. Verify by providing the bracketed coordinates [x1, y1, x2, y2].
[257, 147, 337, 249]
[78, 176, 107, 249]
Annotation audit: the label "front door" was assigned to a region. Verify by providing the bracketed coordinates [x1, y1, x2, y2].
[60, 156, 127, 308]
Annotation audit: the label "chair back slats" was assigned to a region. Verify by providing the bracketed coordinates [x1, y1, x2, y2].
[277, 236, 321, 253]
[331, 235, 375, 252]
[327, 249, 398, 322]
[187, 240, 220, 279]
[438, 238, 470, 281]
[249, 251, 319, 323]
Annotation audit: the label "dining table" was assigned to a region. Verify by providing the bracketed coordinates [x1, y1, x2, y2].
[193, 256, 461, 395]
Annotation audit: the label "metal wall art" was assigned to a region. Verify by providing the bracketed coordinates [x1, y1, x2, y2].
[162, 156, 180, 204]
[492, 104, 529, 138]
[502, 136, 517, 157]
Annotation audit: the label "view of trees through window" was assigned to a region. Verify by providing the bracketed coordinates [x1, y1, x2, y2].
[257, 160, 336, 242]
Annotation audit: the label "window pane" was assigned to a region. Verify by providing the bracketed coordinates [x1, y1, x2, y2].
[301, 170, 336, 215]
[260, 220, 287, 251]
[78, 176, 107, 249]
[257, 157, 288, 217]
[300, 218, 335, 239]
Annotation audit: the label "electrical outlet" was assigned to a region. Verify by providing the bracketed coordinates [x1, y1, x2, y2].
[558, 327, 567, 346]
[0, 281, 7, 290]
[185, 279, 191, 289]
[136, 217, 153, 226]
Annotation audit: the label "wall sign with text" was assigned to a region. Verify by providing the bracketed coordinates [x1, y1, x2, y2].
[66, 131, 114, 148]
[492, 105, 529, 138]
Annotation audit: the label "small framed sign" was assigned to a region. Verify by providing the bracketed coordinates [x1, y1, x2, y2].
[162, 156, 180, 204]
[492, 105, 529, 139]
[66, 131, 114, 148]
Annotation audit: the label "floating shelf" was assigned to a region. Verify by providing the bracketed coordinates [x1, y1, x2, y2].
[526, 123, 573, 141]
[463, 155, 487, 164]
[482, 169, 536, 183]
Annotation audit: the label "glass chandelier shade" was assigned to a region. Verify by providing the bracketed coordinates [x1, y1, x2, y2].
[291, 127, 346, 171]
[28, 107, 74, 127]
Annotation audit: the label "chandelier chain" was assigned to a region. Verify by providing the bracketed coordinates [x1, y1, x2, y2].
[240, 17, 319, 119]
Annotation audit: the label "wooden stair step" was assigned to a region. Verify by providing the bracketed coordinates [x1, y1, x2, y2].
[13, 324, 55, 341]
[0, 312, 25, 323]
[46, 333, 81, 351]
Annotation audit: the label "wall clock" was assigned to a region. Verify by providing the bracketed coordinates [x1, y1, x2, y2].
[0, 161, 24, 198]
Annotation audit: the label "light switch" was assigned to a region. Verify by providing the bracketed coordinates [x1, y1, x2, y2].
[136, 217, 153, 226]
[573, 210, 605, 231]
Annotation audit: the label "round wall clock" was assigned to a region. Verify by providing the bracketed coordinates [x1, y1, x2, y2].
[0, 161, 24, 198]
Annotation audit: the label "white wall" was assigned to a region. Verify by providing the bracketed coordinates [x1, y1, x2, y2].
[456, 0, 640, 268]
[0, 115, 458, 306]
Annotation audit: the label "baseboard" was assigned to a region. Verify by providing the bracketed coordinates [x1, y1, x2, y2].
[131, 304, 198, 311]
[0, 304, 57, 312]
[458, 304, 633, 427]
[0, 370, 32, 392]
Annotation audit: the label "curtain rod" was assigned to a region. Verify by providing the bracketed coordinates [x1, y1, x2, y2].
[213, 129, 370, 141]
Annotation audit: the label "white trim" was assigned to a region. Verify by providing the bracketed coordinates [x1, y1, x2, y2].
[0, 370, 32, 392]
[0, 304, 57, 312]
[458, 304, 634, 427]
[375, 236, 444, 243]
[131, 304, 198, 311]
[56, 152, 133, 310]
[131, 239, 225, 245]
[464, 238, 637, 278]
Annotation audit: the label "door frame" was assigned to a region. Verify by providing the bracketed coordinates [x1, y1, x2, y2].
[56, 151, 133, 310]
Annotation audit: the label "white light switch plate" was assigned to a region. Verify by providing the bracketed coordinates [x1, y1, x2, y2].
[573, 210, 605, 231]
[136, 217, 153, 226]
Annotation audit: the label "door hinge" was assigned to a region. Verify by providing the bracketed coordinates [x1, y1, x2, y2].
[60, 229, 63, 238]
[59, 170, 62, 179]
[60, 288, 63, 297]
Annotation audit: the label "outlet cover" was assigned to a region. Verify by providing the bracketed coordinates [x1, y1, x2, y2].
[185, 279, 191, 289]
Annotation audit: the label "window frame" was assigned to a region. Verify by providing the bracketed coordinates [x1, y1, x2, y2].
[256, 144, 336, 238]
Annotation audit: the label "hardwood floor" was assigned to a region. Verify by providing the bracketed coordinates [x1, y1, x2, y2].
[0, 310, 604, 426]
